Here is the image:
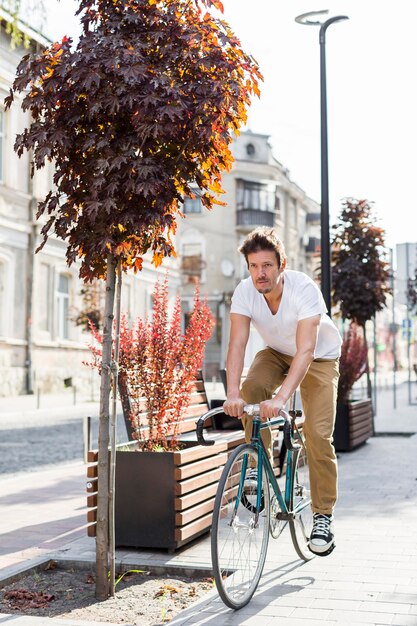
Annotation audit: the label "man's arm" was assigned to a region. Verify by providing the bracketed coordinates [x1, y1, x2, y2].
[223, 313, 250, 417]
[260, 314, 321, 419]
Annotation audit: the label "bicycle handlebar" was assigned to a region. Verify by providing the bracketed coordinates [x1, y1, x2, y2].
[195, 404, 301, 451]
[195, 407, 225, 446]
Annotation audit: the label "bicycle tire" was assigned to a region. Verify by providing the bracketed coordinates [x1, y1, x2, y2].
[289, 429, 314, 561]
[211, 444, 270, 609]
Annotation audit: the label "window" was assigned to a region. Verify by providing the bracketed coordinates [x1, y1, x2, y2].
[0, 261, 5, 335]
[56, 273, 70, 339]
[39, 263, 51, 332]
[0, 109, 4, 183]
[183, 196, 202, 214]
[236, 180, 278, 212]
[298, 212, 307, 240]
[181, 242, 204, 278]
[0, 256, 13, 337]
[288, 199, 297, 228]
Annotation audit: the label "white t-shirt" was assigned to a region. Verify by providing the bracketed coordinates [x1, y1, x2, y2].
[230, 270, 342, 359]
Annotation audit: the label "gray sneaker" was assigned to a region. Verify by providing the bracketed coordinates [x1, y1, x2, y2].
[309, 513, 335, 556]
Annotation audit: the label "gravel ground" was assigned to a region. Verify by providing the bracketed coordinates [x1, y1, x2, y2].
[0, 562, 214, 625]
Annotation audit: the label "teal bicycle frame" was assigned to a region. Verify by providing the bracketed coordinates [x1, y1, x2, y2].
[242, 412, 309, 523]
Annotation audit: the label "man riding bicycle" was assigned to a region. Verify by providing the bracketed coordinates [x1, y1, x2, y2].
[223, 227, 342, 556]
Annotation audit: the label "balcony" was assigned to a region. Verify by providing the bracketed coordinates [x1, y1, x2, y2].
[236, 209, 275, 231]
[305, 236, 321, 254]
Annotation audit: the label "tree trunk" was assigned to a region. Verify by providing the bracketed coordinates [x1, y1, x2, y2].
[95, 253, 117, 600]
[109, 260, 123, 596]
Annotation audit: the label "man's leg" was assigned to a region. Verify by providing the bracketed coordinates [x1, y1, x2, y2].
[240, 348, 288, 461]
[300, 358, 339, 554]
[300, 358, 339, 513]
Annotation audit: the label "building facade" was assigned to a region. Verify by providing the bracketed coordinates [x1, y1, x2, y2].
[177, 131, 321, 377]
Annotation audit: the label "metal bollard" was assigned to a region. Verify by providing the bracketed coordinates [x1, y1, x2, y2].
[83, 415, 91, 464]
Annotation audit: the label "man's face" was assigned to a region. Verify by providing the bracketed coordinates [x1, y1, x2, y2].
[247, 250, 282, 295]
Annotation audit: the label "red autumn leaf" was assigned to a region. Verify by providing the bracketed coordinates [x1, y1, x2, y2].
[4, 589, 55, 610]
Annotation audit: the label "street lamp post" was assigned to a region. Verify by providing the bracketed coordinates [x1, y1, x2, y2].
[295, 10, 348, 316]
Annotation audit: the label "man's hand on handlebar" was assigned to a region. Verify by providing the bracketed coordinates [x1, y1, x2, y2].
[223, 396, 286, 422]
[259, 397, 285, 421]
[223, 397, 246, 418]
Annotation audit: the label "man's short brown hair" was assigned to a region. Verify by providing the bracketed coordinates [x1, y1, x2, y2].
[239, 227, 287, 268]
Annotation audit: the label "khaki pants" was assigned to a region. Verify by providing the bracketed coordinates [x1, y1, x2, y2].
[240, 348, 339, 515]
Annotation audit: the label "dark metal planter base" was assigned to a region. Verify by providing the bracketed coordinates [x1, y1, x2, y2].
[115, 448, 178, 550]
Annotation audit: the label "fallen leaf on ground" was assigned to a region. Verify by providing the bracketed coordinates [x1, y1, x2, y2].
[4, 589, 55, 610]
[154, 585, 179, 598]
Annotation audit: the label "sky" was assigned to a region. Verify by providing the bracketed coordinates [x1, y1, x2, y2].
[43, 0, 417, 250]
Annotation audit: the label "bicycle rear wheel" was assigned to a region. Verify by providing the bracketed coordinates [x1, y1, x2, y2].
[289, 429, 314, 561]
[211, 444, 270, 609]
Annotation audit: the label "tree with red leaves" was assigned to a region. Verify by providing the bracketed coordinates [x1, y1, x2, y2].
[332, 198, 391, 405]
[6, 0, 261, 598]
[332, 198, 391, 326]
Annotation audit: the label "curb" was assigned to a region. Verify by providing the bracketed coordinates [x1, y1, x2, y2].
[0, 556, 53, 589]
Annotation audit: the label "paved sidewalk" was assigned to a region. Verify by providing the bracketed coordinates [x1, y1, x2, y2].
[0, 388, 417, 625]
[0, 462, 87, 576]
[168, 433, 417, 625]
[0, 391, 99, 419]
[373, 382, 417, 434]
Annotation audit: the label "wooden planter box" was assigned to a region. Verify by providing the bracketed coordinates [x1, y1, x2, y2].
[87, 432, 246, 550]
[333, 399, 373, 452]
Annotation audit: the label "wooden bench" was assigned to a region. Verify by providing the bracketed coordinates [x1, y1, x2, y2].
[86, 373, 249, 547]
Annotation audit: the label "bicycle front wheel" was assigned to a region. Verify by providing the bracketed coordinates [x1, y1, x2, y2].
[289, 429, 314, 561]
[211, 444, 270, 609]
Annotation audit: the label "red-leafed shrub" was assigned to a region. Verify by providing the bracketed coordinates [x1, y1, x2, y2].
[338, 322, 368, 402]
[88, 277, 214, 450]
